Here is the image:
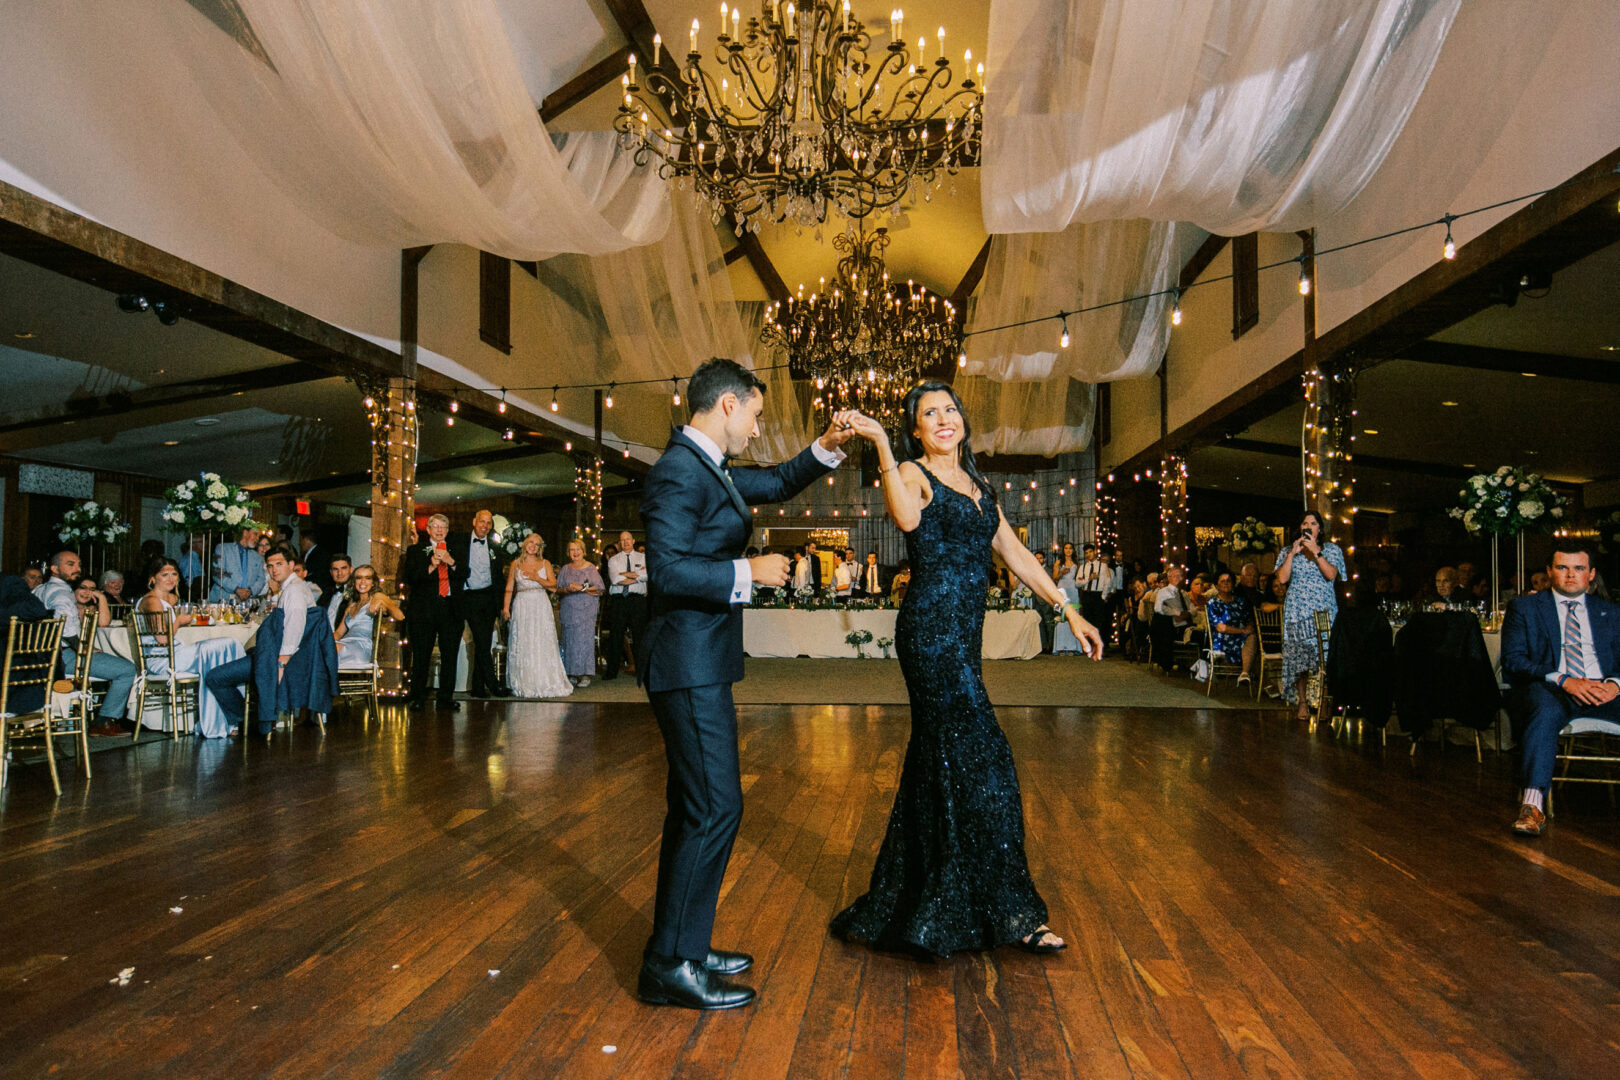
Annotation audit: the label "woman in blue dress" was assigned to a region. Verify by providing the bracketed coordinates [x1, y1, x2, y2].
[1273, 510, 1345, 719]
[831, 383, 1104, 957]
[1205, 570, 1256, 687]
[334, 564, 404, 666]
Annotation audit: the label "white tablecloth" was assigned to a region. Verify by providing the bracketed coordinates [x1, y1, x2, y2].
[97, 621, 257, 664]
[742, 608, 1041, 660]
[97, 622, 258, 730]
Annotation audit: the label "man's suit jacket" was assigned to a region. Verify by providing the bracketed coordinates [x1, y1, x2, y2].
[402, 538, 471, 610]
[856, 562, 887, 598]
[640, 429, 832, 692]
[302, 544, 334, 596]
[1501, 588, 1620, 688]
[446, 531, 504, 593]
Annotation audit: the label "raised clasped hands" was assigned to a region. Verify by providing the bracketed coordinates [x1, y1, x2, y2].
[818, 409, 873, 452]
[1564, 677, 1620, 707]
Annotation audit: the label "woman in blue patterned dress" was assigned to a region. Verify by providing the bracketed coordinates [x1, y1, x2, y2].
[1273, 511, 1345, 719]
[830, 384, 1103, 957]
[1205, 570, 1256, 688]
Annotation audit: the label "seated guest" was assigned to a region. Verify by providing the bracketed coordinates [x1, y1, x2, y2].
[1206, 571, 1257, 687]
[210, 526, 266, 602]
[334, 564, 405, 665]
[1150, 566, 1194, 673]
[321, 553, 354, 628]
[1526, 570, 1551, 594]
[1422, 566, 1460, 609]
[1469, 576, 1492, 605]
[1501, 542, 1620, 837]
[1455, 560, 1478, 596]
[1, 570, 51, 714]
[99, 569, 127, 605]
[1187, 574, 1209, 611]
[255, 533, 273, 558]
[50, 570, 138, 736]
[1236, 562, 1265, 609]
[205, 547, 337, 736]
[22, 565, 44, 590]
[136, 557, 247, 738]
[1264, 576, 1286, 611]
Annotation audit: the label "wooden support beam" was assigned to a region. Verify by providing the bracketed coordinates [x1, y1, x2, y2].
[1179, 232, 1230, 291]
[1398, 339, 1620, 384]
[950, 238, 993, 311]
[0, 179, 401, 380]
[540, 47, 633, 123]
[0, 361, 331, 438]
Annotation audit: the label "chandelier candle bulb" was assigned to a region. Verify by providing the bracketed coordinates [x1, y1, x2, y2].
[690, 18, 699, 53]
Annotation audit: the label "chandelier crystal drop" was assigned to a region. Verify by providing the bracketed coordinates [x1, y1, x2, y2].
[760, 227, 961, 429]
[613, 2, 983, 230]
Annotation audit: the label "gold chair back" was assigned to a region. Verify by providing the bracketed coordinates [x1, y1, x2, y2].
[1, 616, 68, 793]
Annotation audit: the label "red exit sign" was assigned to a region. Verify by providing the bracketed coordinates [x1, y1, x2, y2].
[295, 499, 311, 516]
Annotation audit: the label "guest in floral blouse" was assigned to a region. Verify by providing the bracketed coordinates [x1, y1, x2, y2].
[1205, 571, 1256, 687]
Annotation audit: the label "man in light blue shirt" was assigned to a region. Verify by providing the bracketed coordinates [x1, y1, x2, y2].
[34, 549, 136, 735]
[211, 527, 267, 602]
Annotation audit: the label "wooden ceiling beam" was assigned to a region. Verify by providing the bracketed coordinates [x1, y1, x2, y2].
[1397, 339, 1620, 384]
[0, 361, 332, 439]
[540, 46, 633, 123]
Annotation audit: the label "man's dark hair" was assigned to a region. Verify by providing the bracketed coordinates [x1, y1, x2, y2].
[266, 545, 297, 565]
[330, 552, 352, 566]
[1548, 540, 1599, 565]
[687, 357, 766, 415]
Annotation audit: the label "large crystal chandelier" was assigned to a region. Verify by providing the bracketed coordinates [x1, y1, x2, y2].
[760, 228, 961, 428]
[613, 3, 983, 231]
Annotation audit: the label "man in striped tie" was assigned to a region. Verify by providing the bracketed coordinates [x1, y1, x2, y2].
[1501, 541, 1620, 836]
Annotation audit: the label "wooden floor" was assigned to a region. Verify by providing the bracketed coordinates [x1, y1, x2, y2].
[2, 699, 1619, 1079]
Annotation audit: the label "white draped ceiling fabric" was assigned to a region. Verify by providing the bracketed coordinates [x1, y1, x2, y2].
[180, 0, 670, 258]
[966, 0, 1461, 453]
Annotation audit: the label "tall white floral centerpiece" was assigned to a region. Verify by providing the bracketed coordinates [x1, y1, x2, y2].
[159, 472, 263, 599]
[55, 500, 133, 580]
[1449, 465, 1567, 608]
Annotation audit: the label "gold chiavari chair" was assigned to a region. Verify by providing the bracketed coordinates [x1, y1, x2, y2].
[1254, 608, 1284, 703]
[1309, 608, 1336, 734]
[327, 609, 391, 727]
[128, 609, 200, 741]
[1, 616, 75, 795]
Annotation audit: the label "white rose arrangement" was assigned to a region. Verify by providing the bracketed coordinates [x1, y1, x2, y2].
[160, 472, 263, 535]
[56, 501, 132, 546]
[1448, 465, 1565, 537]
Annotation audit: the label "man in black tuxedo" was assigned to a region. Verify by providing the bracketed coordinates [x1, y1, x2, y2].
[858, 550, 885, 599]
[636, 358, 858, 1010]
[451, 509, 508, 698]
[298, 530, 334, 598]
[402, 512, 469, 711]
[1501, 542, 1620, 836]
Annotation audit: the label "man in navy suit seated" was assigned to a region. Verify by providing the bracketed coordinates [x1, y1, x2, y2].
[635, 358, 859, 1010]
[1500, 541, 1620, 836]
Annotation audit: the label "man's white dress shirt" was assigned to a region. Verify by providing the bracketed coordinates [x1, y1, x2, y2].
[274, 574, 318, 657]
[467, 534, 495, 590]
[680, 424, 844, 604]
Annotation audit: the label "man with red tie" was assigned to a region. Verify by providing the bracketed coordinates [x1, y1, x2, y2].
[403, 512, 469, 711]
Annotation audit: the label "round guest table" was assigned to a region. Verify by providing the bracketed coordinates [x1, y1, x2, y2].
[742, 608, 1041, 660]
[97, 621, 257, 730]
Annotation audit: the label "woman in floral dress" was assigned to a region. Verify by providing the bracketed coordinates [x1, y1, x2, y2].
[1273, 511, 1345, 719]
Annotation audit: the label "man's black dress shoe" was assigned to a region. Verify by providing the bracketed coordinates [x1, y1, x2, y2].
[488, 686, 512, 698]
[637, 957, 755, 1010]
[704, 948, 753, 975]
[436, 700, 460, 712]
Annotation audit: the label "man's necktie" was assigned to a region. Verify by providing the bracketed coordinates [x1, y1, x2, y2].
[1565, 600, 1588, 679]
[435, 542, 449, 597]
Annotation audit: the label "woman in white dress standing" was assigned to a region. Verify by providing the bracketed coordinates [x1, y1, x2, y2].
[502, 533, 573, 698]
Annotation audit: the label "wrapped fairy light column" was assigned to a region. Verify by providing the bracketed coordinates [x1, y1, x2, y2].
[574, 453, 604, 557]
[1159, 452, 1189, 573]
[365, 376, 419, 697]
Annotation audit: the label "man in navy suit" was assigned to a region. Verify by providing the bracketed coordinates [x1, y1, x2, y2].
[636, 358, 858, 1010]
[1500, 541, 1620, 836]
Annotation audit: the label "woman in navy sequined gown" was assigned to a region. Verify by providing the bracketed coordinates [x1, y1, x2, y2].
[830, 383, 1104, 956]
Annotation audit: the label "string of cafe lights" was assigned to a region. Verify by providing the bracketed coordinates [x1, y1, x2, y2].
[428, 171, 1609, 415]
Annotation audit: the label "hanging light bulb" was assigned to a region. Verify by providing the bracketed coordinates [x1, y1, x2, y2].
[958, 350, 967, 368]
[446, 414, 455, 427]
[605, 383, 615, 409]
[498, 389, 507, 414]
[362, 395, 375, 409]
[1059, 315, 1070, 349]
[550, 386, 560, 412]
[1170, 287, 1183, 326]
[449, 397, 459, 414]
[671, 377, 682, 406]
[1298, 262, 1312, 296]
[1442, 215, 1457, 260]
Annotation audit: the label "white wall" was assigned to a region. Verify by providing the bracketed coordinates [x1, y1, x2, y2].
[0, 1, 399, 347]
[1103, 5, 1620, 470]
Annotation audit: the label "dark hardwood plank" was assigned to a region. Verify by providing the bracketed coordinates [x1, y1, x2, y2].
[3, 694, 1620, 1079]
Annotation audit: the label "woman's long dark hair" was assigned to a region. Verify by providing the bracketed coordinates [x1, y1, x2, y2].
[898, 381, 996, 503]
[1300, 509, 1329, 543]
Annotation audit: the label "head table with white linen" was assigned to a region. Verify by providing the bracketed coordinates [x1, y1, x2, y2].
[742, 608, 1041, 660]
